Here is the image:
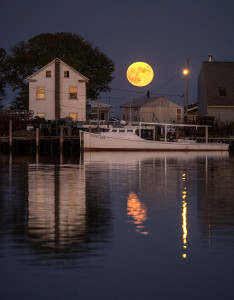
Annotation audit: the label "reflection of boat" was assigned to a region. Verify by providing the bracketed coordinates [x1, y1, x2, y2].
[80, 124, 229, 151]
[82, 150, 229, 164]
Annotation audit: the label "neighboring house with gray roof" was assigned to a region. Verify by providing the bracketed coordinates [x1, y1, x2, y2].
[120, 96, 184, 123]
[197, 60, 234, 122]
[86, 99, 114, 121]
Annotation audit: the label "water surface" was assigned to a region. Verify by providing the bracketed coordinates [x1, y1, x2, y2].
[0, 151, 234, 300]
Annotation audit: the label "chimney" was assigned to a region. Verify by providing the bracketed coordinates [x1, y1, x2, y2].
[208, 54, 212, 62]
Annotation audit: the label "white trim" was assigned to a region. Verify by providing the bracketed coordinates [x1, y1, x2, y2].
[26, 58, 89, 82]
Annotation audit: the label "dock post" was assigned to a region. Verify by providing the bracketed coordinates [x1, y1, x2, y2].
[153, 126, 156, 141]
[60, 125, 64, 151]
[176, 127, 179, 140]
[165, 125, 167, 142]
[205, 126, 208, 143]
[36, 128, 40, 148]
[67, 126, 72, 137]
[9, 120, 12, 149]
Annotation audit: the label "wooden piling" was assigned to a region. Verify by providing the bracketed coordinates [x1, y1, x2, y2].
[9, 120, 12, 149]
[60, 126, 64, 151]
[176, 127, 179, 140]
[36, 128, 39, 148]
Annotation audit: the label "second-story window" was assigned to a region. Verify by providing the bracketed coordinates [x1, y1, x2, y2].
[46, 70, 51, 77]
[64, 71, 69, 78]
[219, 87, 226, 96]
[69, 87, 77, 99]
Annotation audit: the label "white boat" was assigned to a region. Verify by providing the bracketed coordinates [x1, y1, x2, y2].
[80, 122, 229, 151]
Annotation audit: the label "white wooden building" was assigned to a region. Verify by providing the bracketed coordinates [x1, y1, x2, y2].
[120, 96, 184, 123]
[27, 58, 89, 121]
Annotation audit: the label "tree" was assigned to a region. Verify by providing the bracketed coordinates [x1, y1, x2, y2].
[5, 33, 115, 109]
[0, 48, 7, 108]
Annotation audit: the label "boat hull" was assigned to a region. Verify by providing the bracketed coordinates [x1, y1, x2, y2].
[80, 131, 229, 151]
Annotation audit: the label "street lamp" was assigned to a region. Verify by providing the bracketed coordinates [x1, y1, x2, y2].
[182, 58, 189, 121]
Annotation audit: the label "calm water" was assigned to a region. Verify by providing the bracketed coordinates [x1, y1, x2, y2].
[1, 151, 234, 300]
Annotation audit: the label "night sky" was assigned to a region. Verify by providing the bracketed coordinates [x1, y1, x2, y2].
[1, 0, 234, 114]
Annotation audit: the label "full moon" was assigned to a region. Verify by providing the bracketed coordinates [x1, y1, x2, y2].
[127, 62, 154, 87]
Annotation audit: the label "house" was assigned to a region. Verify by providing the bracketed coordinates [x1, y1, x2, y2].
[197, 58, 234, 122]
[27, 58, 89, 121]
[187, 102, 198, 122]
[120, 96, 184, 123]
[86, 99, 114, 121]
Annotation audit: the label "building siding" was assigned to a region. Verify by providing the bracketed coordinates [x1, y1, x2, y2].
[121, 97, 184, 123]
[198, 61, 234, 121]
[28, 59, 88, 121]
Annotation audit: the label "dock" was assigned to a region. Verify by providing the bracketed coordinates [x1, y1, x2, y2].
[1, 119, 234, 154]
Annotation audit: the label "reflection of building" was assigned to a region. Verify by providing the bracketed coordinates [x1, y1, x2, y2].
[28, 163, 112, 255]
[28, 165, 86, 247]
[197, 156, 234, 251]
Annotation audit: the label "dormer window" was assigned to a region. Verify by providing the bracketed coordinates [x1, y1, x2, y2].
[46, 70, 51, 77]
[64, 71, 69, 78]
[219, 87, 226, 96]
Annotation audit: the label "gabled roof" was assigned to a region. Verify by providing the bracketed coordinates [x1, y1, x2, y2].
[26, 58, 89, 82]
[121, 96, 182, 108]
[87, 99, 113, 108]
[201, 61, 234, 106]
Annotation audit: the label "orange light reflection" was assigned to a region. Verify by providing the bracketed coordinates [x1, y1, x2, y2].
[182, 173, 188, 259]
[127, 192, 149, 235]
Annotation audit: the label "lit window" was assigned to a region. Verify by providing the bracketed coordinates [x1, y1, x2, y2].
[69, 113, 78, 121]
[46, 70, 51, 77]
[69, 87, 77, 99]
[219, 87, 226, 96]
[37, 87, 45, 99]
[64, 71, 69, 78]
[37, 113, 45, 118]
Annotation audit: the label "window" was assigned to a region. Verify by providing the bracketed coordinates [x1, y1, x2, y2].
[69, 87, 77, 99]
[37, 87, 45, 99]
[69, 113, 78, 121]
[64, 71, 69, 78]
[46, 70, 51, 77]
[37, 113, 45, 118]
[177, 108, 181, 120]
[219, 87, 226, 96]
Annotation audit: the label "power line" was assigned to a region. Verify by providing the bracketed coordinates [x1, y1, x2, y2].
[151, 72, 180, 94]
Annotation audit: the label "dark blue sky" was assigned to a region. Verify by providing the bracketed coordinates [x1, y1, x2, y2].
[1, 0, 234, 112]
